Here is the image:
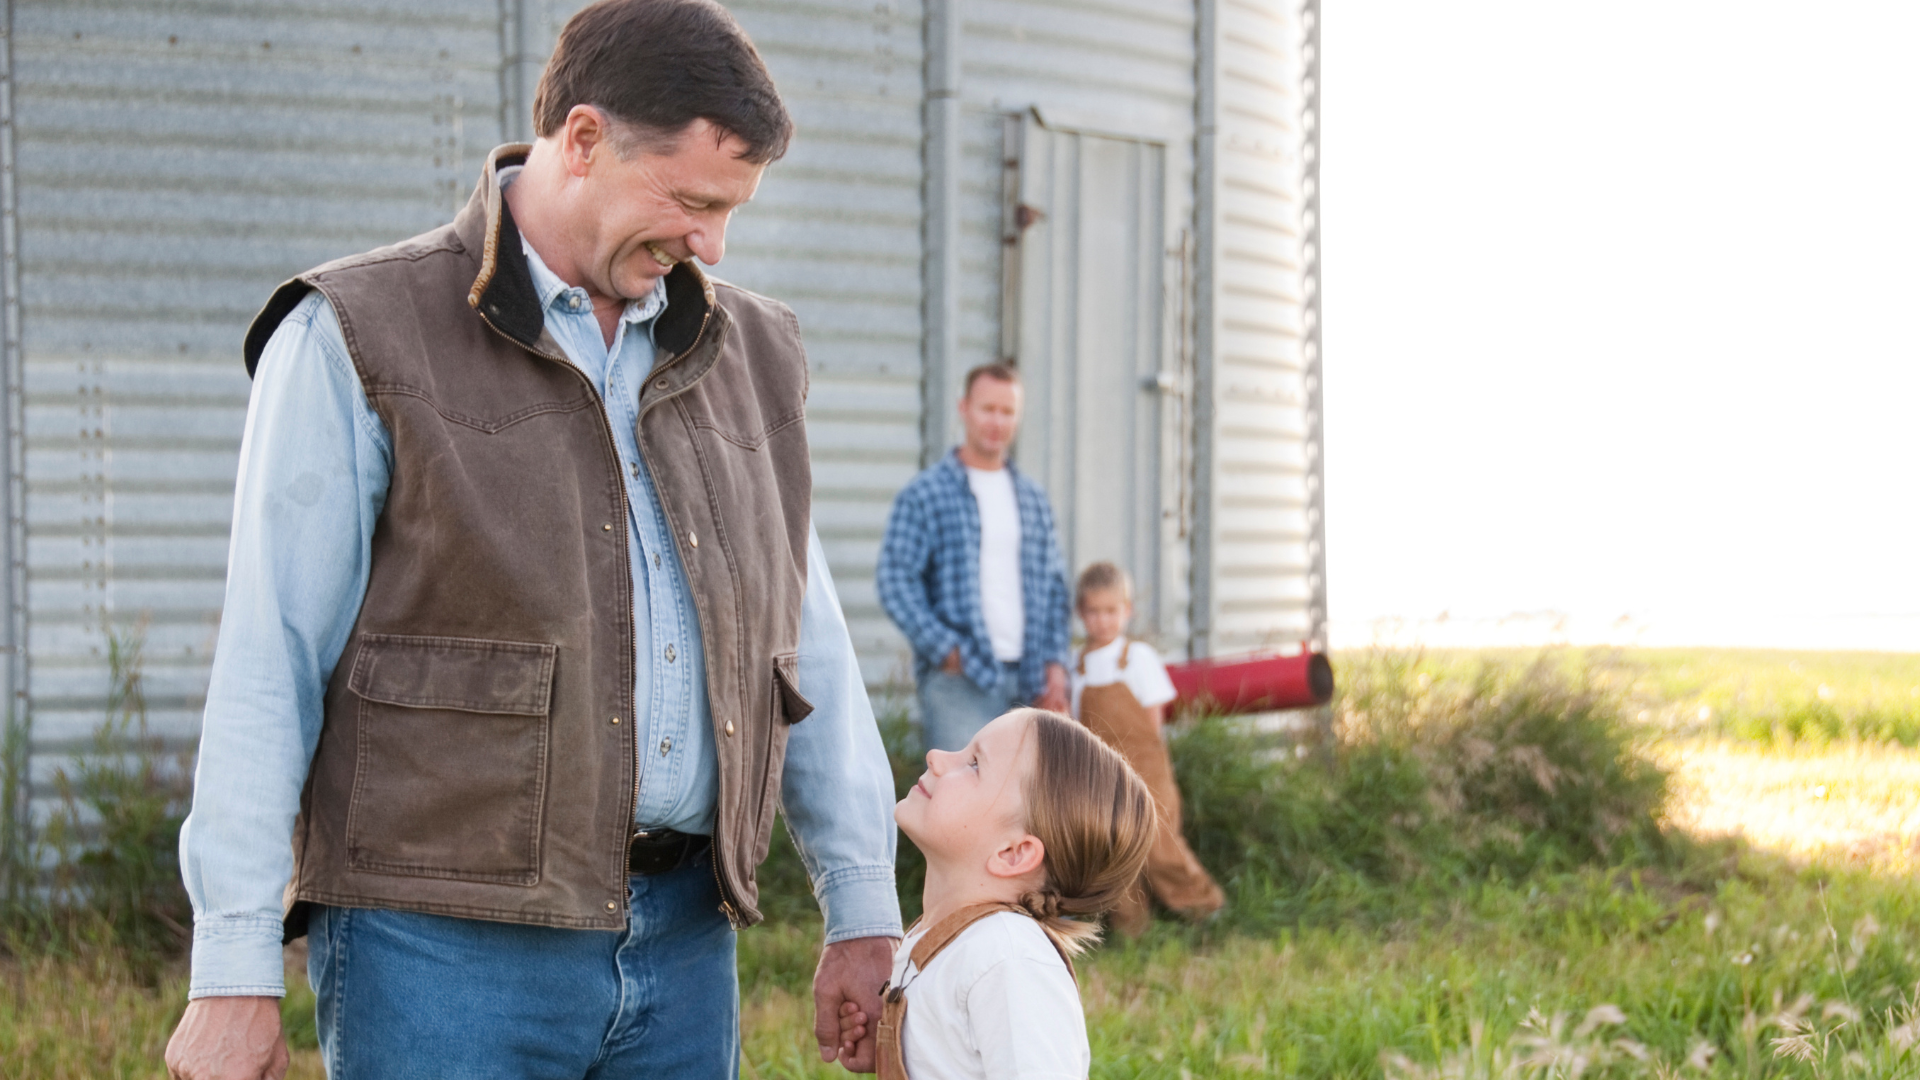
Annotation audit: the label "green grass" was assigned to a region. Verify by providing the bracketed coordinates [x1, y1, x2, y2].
[0, 941, 327, 1080]
[12, 853, 1918, 1079]
[1367, 648, 1920, 747]
[1178, 651, 1673, 935]
[1624, 649, 1920, 746]
[11, 648, 1920, 1078]
[736, 857, 1920, 1078]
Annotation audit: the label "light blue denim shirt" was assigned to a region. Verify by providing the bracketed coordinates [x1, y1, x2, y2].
[180, 240, 901, 998]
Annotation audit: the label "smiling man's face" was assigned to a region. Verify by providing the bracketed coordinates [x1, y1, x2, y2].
[566, 113, 766, 303]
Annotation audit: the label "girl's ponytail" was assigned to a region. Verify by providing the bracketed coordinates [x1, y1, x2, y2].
[1015, 710, 1156, 956]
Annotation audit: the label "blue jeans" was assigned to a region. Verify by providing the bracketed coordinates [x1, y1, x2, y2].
[916, 661, 1022, 753]
[307, 848, 737, 1080]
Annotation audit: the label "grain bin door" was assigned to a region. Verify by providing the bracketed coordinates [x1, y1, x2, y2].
[1004, 115, 1175, 638]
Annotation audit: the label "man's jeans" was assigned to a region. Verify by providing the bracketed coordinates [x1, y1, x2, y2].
[917, 660, 1022, 753]
[307, 848, 737, 1080]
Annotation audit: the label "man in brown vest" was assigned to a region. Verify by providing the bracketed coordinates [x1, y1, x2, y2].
[166, 2, 900, 1077]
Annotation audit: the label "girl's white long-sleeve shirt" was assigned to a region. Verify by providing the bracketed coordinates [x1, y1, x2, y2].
[890, 911, 1090, 1080]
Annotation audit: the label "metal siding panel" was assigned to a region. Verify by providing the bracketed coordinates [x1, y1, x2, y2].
[1208, 0, 1313, 653]
[721, 0, 927, 688]
[950, 109, 1004, 377]
[961, 0, 1195, 656]
[15, 0, 505, 816]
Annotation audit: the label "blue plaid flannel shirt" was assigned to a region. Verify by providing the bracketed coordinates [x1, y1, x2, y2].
[876, 449, 1072, 701]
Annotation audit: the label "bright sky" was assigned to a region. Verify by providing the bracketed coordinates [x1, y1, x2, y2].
[1322, 1, 1920, 651]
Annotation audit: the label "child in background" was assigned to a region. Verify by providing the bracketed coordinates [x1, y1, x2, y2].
[833, 708, 1154, 1080]
[1070, 561, 1226, 936]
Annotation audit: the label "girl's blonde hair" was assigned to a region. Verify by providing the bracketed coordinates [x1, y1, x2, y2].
[1011, 709, 1156, 955]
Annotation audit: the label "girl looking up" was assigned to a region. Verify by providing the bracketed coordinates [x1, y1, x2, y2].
[836, 708, 1154, 1079]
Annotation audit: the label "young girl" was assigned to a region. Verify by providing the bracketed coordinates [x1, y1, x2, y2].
[1071, 561, 1225, 935]
[837, 708, 1155, 1079]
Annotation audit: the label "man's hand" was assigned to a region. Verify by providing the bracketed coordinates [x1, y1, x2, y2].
[814, 935, 897, 1073]
[1035, 661, 1070, 713]
[166, 996, 290, 1080]
[941, 647, 963, 676]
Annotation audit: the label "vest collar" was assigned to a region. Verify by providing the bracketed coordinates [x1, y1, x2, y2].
[460, 143, 719, 358]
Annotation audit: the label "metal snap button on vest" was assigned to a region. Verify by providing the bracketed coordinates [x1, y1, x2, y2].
[610, 715, 620, 725]
[689, 531, 698, 548]
[655, 378, 669, 390]
[603, 523, 612, 531]
[606, 901, 617, 912]
[725, 720, 735, 737]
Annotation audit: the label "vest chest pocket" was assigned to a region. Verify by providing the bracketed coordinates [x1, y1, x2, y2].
[343, 634, 556, 886]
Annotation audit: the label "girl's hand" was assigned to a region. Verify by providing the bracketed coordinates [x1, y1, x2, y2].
[837, 1000, 869, 1061]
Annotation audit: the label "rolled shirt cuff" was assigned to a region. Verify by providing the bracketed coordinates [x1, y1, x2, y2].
[188, 914, 290, 1000]
[815, 864, 904, 944]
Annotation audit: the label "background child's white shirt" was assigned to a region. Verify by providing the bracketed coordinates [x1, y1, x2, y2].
[1069, 637, 1177, 717]
[890, 911, 1089, 1080]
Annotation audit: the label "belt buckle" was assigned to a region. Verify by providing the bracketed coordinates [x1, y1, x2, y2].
[628, 828, 686, 876]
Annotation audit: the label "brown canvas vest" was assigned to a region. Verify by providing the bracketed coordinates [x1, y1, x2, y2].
[243, 145, 815, 937]
[876, 903, 1078, 1080]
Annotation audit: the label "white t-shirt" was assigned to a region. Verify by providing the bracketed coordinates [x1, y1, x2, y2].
[890, 911, 1089, 1080]
[1070, 637, 1177, 718]
[966, 466, 1025, 663]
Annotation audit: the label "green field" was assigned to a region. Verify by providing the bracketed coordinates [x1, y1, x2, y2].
[10, 648, 1920, 1079]
[1402, 647, 1920, 745]
[733, 864, 1920, 1079]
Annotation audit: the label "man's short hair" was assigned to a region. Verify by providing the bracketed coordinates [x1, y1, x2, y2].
[963, 362, 1020, 398]
[533, 0, 793, 164]
[1075, 561, 1133, 609]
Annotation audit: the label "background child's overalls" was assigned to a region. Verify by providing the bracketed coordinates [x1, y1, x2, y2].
[1076, 641, 1225, 934]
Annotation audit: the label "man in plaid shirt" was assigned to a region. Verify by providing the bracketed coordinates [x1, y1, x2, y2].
[876, 363, 1072, 751]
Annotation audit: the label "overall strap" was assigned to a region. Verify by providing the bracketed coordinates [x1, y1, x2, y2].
[876, 903, 1077, 1080]
[909, 902, 1025, 970]
[1080, 639, 1133, 676]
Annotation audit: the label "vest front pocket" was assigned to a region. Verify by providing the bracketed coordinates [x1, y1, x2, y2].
[342, 634, 556, 886]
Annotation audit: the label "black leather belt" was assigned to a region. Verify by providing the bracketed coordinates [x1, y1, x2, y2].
[627, 828, 709, 876]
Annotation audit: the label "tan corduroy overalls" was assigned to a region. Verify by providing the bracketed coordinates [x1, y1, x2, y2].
[875, 903, 1076, 1080]
[1076, 641, 1226, 935]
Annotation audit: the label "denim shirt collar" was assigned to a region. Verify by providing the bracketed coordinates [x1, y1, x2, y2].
[938, 446, 1024, 490]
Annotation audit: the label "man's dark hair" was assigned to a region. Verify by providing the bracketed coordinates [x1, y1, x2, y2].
[963, 362, 1020, 398]
[533, 0, 793, 164]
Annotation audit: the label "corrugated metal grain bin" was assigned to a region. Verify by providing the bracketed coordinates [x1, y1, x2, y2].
[0, 0, 1322, 844]
[2, 0, 508, 838]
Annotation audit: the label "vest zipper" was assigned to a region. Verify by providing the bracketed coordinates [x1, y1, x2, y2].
[479, 289, 744, 929]
[635, 302, 747, 930]
[471, 307, 644, 921]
